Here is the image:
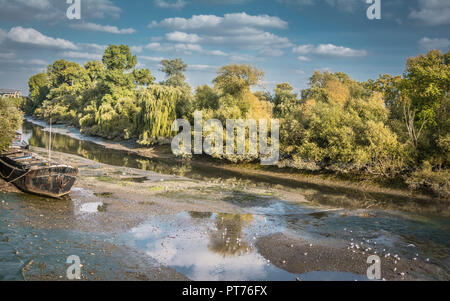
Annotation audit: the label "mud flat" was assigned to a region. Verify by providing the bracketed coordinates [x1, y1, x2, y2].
[1, 146, 448, 281]
[256, 233, 444, 281]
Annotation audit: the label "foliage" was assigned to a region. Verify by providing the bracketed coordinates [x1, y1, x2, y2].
[102, 45, 136, 71]
[25, 47, 448, 196]
[0, 97, 23, 151]
[160, 58, 188, 88]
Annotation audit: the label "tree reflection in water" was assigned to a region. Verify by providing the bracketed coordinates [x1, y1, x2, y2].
[208, 213, 254, 257]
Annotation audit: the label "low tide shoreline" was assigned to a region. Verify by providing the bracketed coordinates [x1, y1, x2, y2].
[23, 116, 449, 217]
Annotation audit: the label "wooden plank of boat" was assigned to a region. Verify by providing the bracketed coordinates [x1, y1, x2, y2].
[0, 149, 79, 198]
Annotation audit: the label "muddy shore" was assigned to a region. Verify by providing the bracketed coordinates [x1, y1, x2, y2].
[1, 146, 448, 281]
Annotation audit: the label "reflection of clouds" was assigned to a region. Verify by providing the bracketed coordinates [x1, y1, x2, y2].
[131, 217, 270, 281]
[131, 224, 162, 239]
[79, 202, 103, 213]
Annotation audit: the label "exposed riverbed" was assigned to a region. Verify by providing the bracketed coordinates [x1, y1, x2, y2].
[0, 120, 448, 281]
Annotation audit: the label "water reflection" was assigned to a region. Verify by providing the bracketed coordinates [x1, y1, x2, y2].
[129, 212, 302, 281]
[208, 213, 253, 257]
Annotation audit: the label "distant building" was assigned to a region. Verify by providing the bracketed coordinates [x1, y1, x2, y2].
[0, 89, 22, 98]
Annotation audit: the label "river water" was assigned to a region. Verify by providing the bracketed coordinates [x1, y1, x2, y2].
[0, 121, 448, 280]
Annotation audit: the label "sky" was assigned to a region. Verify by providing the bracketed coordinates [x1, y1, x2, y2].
[0, 0, 449, 94]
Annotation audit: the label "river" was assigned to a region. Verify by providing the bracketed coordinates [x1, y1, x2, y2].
[0, 120, 448, 281]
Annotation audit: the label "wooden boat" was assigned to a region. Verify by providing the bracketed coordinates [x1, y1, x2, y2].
[0, 139, 78, 198]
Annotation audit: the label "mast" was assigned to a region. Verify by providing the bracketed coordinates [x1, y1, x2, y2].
[48, 118, 52, 162]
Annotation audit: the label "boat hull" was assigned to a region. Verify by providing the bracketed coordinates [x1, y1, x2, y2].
[0, 156, 78, 198]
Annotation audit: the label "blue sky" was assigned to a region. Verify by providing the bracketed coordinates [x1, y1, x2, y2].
[0, 0, 449, 94]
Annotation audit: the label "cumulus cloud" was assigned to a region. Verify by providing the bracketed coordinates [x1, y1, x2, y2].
[62, 51, 102, 60]
[166, 31, 202, 43]
[418, 37, 450, 50]
[149, 12, 291, 57]
[409, 0, 450, 26]
[6, 27, 77, 50]
[140, 56, 166, 62]
[293, 43, 367, 57]
[70, 22, 136, 34]
[143, 41, 227, 57]
[155, 0, 187, 9]
[150, 12, 287, 31]
[277, 0, 363, 12]
[297, 56, 310, 61]
[188, 64, 217, 71]
[0, 52, 15, 59]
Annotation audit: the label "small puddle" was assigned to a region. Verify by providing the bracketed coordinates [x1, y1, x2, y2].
[79, 202, 106, 213]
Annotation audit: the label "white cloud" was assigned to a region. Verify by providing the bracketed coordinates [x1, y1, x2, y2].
[293, 43, 366, 57]
[166, 31, 202, 43]
[81, 43, 108, 51]
[6, 27, 77, 50]
[418, 37, 450, 50]
[0, 52, 15, 59]
[277, 0, 362, 12]
[259, 48, 284, 57]
[207, 50, 228, 56]
[70, 22, 136, 34]
[151, 12, 287, 31]
[62, 51, 102, 60]
[188, 64, 217, 71]
[409, 0, 450, 26]
[149, 13, 291, 57]
[28, 59, 48, 65]
[297, 56, 310, 61]
[131, 46, 144, 53]
[145, 42, 166, 51]
[155, 0, 187, 9]
[140, 56, 166, 62]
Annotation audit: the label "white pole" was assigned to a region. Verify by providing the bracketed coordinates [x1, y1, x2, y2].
[48, 118, 52, 162]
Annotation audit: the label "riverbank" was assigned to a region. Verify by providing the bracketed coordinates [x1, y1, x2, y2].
[23, 117, 450, 217]
[1, 146, 448, 280]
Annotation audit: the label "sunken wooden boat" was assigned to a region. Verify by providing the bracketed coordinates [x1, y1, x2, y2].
[0, 147, 79, 198]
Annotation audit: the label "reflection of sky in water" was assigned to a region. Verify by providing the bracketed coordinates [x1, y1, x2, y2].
[128, 200, 450, 280]
[130, 212, 277, 281]
[129, 212, 369, 281]
[79, 202, 103, 213]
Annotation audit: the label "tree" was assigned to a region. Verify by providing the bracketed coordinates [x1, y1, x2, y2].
[194, 85, 219, 111]
[0, 97, 23, 151]
[133, 68, 155, 87]
[160, 58, 188, 87]
[84, 60, 105, 85]
[102, 45, 137, 71]
[273, 83, 299, 118]
[369, 50, 449, 168]
[213, 64, 264, 98]
[28, 72, 49, 112]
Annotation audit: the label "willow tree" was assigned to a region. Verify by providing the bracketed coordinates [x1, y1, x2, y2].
[135, 85, 182, 145]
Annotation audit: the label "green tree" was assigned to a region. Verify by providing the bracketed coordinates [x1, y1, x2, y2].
[27, 72, 49, 113]
[273, 83, 299, 118]
[194, 85, 219, 111]
[160, 58, 188, 87]
[84, 60, 105, 85]
[0, 97, 23, 151]
[133, 68, 155, 87]
[102, 45, 137, 71]
[213, 64, 264, 98]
